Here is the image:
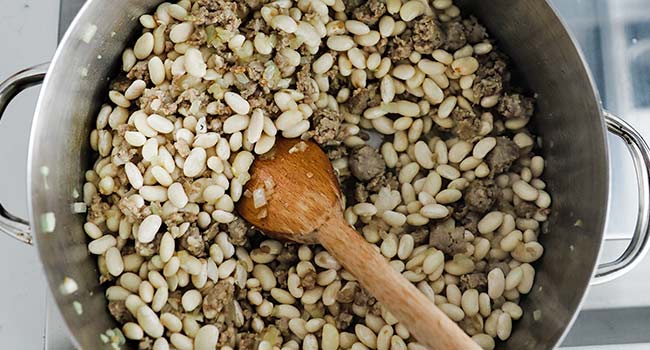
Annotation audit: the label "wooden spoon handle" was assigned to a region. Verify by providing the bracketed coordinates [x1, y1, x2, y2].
[318, 214, 481, 350]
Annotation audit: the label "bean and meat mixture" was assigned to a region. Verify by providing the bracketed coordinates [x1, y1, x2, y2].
[83, 0, 551, 349]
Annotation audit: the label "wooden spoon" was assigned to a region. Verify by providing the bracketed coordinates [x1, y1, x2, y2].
[238, 138, 481, 350]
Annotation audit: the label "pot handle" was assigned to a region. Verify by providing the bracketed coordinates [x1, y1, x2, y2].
[0, 63, 49, 245]
[592, 111, 650, 284]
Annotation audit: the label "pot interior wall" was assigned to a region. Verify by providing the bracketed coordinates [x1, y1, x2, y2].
[455, 0, 609, 348]
[28, 0, 609, 349]
[30, 1, 161, 348]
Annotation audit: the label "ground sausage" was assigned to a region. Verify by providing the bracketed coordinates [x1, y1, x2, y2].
[472, 75, 503, 100]
[134, 233, 162, 257]
[386, 35, 413, 61]
[174, 139, 191, 158]
[138, 337, 154, 350]
[487, 261, 511, 277]
[353, 287, 376, 307]
[465, 179, 498, 213]
[486, 137, 519, 175]
[462, 16, 487, 44]
[515, 200, 538, 219]
[87, 195, 110, 225]
[349, 146, 386, 181]
[353, 0, 386, 25]
[326, 145, 348, 160]
[175, 88, 211, 115]
[296, 64, 317, 102]
[217, 326, 237, 348]
[138, 88, 178, 116]
[127, 61, 150, 83]
[276, 244, 298, 265]
[117, 195, 150, 222]
[336, 282, 358, 303]
[275, 267, 289, 289]
[412, 16, 445, 54]
[473, 52, 508, 99]
[459, 211, 481, 235]
[444, 21, 467, 51]
[108, 300, 135, 324]
[336, 311, 354, 330]
[497, 93, 535, 119]
[354, 183, 369, 203]
[192, 0, 242, 31]
[459, 314, 484, 336]
[301, 269, 318, 290]
[476, 52, 509, 80]
[429, 225, 467, 255]
[305, 108, 342, 146]
[450, 107, 481, 141]
[237, 333, 257, 350]
[346, 85, 381, 116]
[411, 226, 430, 245]
[227, 218, 249, 246]
[110, 75, 132, 93]
[160, 290, 183, 317]
[366, 172, 400, 192]
[203, 280, 235, 319]
[275, 317, 291, 338]
[180, 225, 206, 257]
[459, 273, 488, 292]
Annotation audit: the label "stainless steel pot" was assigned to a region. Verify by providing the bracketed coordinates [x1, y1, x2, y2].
[1, 0, 649, 349]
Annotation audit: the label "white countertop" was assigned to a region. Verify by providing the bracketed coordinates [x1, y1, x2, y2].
[0, 1, 59, 349]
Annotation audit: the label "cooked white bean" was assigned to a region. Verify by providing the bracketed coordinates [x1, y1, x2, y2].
[170, 22, 194, 43]
[170, 333, 193, 350]
[400, 1, 425, 21]
[134, 32, 154, 59]
[148, 57, 165, 85]
[184, 48, 207, 78]
[438, 96, 457, 119]
[123, 322, 144, 340]
[472, 334, 495, 350]
[512, 241, 544, 263]
[439, 303, 465, 321]
[473, 137, 496, 159]
[136, 305, 164, 338]
[327, 35, 355, 51]
[345, 20, 370, 35]
[313, 53, 334, 74]
[106, 247, 124, 276]
[355, 324, 377, 348]
[448, 141, 472, 163]
[461, 289, 480, 317]
[451, 57, 479, 75]
[496, 312, 512, 340]
[355, 31, 381, 47]
[272, 15, 298, 33]
[88, 235, 117, 255]
[183, 147, 207, 177]
[487, 268, 505, 299]
[419, 204, 448, 219]
[512, 180, 539, 201]
[138, 215, 161, 243]
[478, 211, 504, 234]
[436, 164, 460, 180]
[225, 92, 251, 115]
[435, 189, 462, 204]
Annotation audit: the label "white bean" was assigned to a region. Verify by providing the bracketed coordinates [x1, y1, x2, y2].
[138, 215, 162, 243]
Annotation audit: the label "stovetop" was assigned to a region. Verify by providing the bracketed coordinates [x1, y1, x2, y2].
[43, 0, 650, 349]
